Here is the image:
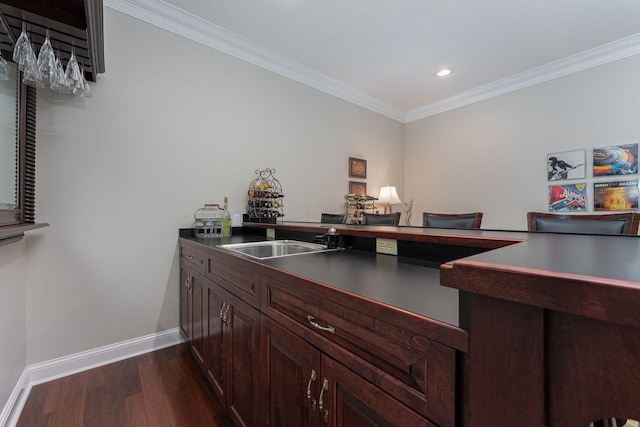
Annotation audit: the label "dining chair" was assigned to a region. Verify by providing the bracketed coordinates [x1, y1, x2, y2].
[362, 212, 401, 226]
[423, 212, 483, 229]
[526, 212, 640, 235]
[320, 213, 348, 224]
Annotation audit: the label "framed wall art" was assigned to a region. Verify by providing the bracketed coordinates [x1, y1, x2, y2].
[593, 179, 639, 211]
[547, 149, 585, 181]
[548, 183, 588, 212]
[593, 143, 639, 176]
[349, 181, 367, 196]
[349, 157, 367, 178]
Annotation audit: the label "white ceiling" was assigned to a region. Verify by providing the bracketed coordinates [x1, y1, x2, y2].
[107, 0, 640, 122]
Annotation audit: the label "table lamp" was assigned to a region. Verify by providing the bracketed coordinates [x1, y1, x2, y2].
[377, 186, 402, 214]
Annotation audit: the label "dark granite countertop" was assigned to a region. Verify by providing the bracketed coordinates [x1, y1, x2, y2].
[445, 232, 640, 284]
[181, 223, 640, 331]
[180, 230, 461, 327]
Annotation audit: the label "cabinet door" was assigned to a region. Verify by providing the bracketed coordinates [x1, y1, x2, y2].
[179, 266, 192, 341]
[321, 356, 435, 427]
[206, 281, 227, 405]
[225, 290, 262, 427]
[263, 318, 322, 427]
[191, 271, 207, 368]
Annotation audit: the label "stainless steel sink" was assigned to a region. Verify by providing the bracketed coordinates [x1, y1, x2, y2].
[218, 240, 339, 260]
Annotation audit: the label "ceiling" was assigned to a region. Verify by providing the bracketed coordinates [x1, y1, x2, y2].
[111, 1, 640, 121]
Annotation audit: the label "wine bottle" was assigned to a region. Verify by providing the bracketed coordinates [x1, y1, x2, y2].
[222, 196, 232, 237]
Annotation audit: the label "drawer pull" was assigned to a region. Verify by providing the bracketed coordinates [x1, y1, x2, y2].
[306, 369, 317, 409]
[307, 315, 335, 334]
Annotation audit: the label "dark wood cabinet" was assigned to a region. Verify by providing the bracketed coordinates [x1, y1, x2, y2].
[223, 287, 261, 427]
[200, 275, 261, 427]
[179, 264, 206, 367]
[263, 317, 432, 427]
[205, 278, 227, 404]
[180, 240, 261, 427]
[179, 241, 207, 344]
[180, 237, 467, 427]
[262, 271, 462, 426]
[322, 356, 436, 427]
[263, 318, 321, 426]
[179, 266, 192, 341]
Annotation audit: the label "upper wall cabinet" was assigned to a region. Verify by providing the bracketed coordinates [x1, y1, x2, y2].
[0, 0, 105, 82]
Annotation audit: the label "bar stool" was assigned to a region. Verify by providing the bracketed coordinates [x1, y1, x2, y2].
[423, 212, 483, 229]
[362, 212, 401, 226]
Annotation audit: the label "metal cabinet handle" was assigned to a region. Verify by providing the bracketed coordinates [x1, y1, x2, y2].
[184, 275, 193, 292]
[219, 303, 225, 320]
[306, 369, 317, 409]
[222, 304, 231, 326]
[318, 378, 329, 423]
[307, 315, 335, 334]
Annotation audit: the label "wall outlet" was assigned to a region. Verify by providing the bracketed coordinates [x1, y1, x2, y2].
[376, 238, 398, 256]
[232, 214, 243, 227]
[266, 228, 275, 240]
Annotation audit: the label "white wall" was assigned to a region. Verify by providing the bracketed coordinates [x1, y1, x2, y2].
[405, 54, 640, 230]
[0, 239, 26, 414]
[24, 8, 404, 364]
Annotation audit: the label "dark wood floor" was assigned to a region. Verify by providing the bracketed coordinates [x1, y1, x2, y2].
[17, 343, 232, 427]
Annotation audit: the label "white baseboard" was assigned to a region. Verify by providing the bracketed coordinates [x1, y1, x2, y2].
[0, 328, 184, 427]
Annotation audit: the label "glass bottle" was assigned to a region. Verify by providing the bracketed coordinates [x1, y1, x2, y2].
[222, 196, 232, 237]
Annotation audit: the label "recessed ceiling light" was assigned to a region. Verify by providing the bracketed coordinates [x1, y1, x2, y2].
[436, 68, 452, 77]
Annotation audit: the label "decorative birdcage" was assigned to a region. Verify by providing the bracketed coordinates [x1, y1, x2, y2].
[247, 168, 284, 223]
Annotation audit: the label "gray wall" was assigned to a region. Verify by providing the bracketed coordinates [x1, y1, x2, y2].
[405, 54, 640, 230]
[0, 239, 26, 416]
[25, 8, 404, 364]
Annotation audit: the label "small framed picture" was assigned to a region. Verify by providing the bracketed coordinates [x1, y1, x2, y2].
[548, 183, 588, 212]
[547, 149, 586, 181]
[349, 181, 367, 196]
[593, 179, 639, 211]
[593, 142, 639, 177]
[349, 157, 367, 178]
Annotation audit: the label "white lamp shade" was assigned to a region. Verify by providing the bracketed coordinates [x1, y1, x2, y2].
[377, 186, 402, 204]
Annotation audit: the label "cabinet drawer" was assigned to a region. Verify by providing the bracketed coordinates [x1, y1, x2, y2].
[180, 244, 206, 276]
[206, 250, 260, 308]
[263, 274, 458, 426]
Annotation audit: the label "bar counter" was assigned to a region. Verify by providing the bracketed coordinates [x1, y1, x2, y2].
[184, 222, 640, 426]
[239, 221, 640, 426]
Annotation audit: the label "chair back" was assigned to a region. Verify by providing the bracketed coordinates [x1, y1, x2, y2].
[320, 213, 348, 224]
[423, 212, 483, 229]
[527, 212, 640, 235]
[362, 212, 401, 226]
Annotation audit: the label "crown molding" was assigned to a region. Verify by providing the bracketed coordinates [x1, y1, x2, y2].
[103, 0, 406, 122]
[405, 33, 640, 123]
[104, 0, 640, 124]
